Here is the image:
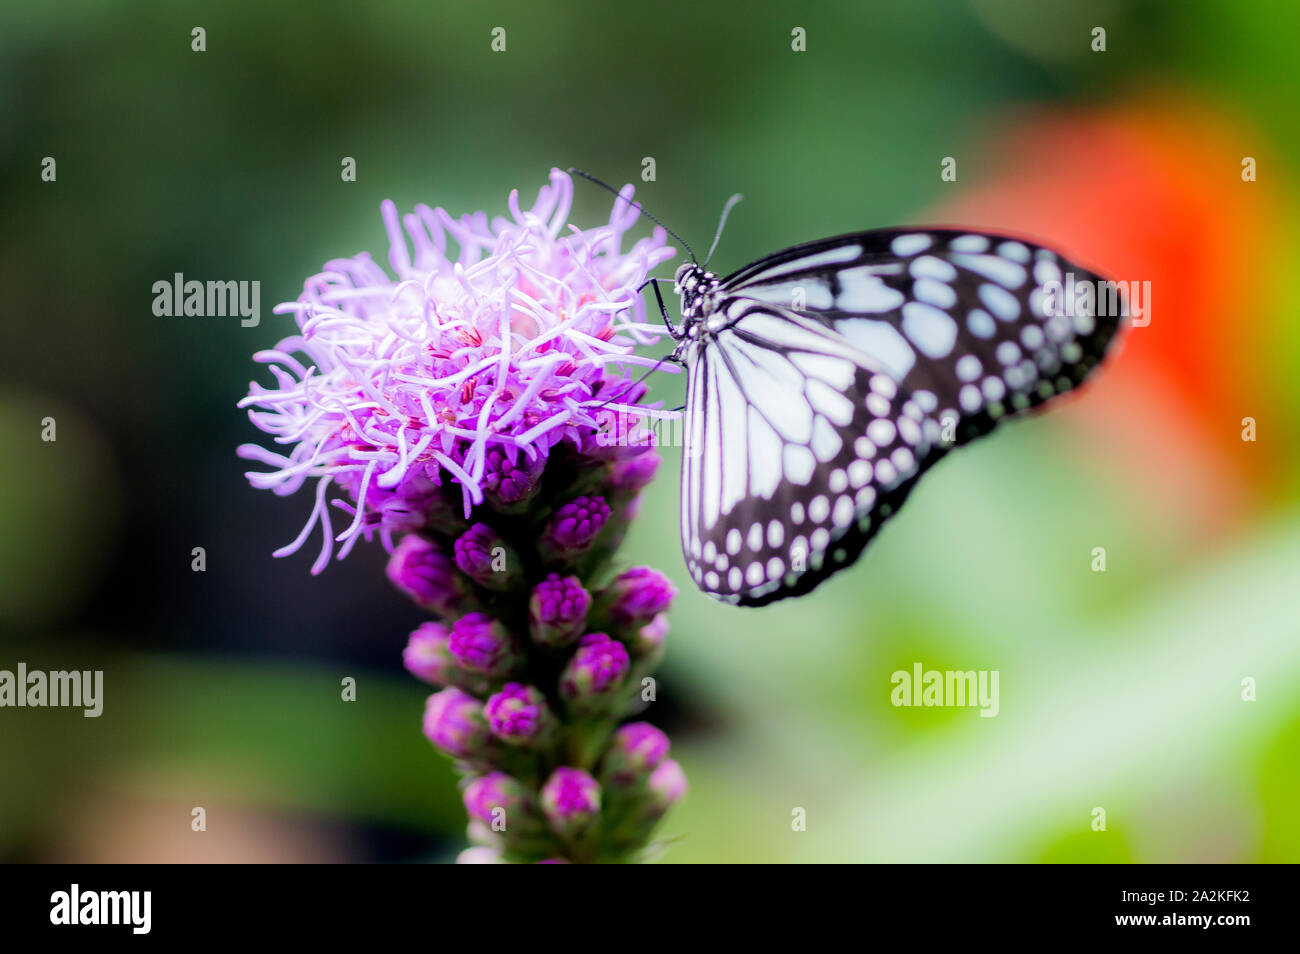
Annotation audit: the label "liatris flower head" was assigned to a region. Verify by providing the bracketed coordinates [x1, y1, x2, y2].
[387, 535, 466, 615]
[540, 767, 602, 839]
[241, 170, 688, 862]
[484, 682, 556, 746]
[448, 612, 519, 677]
[560, 632, 630, 709]
[238, 168, 675, 575]
[601, 721, 671, 786]
[528, 573, 590, 647]
[423, 687, 491, 760]
[600, 566, 677, 632]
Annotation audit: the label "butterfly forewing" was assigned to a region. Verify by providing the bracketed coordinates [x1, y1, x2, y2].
[679, 228, 1124, 606]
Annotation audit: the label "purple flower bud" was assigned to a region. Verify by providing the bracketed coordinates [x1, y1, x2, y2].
[422, 687, 490, 759]
[448, 613, 519, 676]
[609, 450, 660, 496]
[560, 632, 630, 707]
[544, 495, 611, 555]
[484, 683, 555, 745]
[603, 566, 676, 630]
[540, 767, 601, 837]
[602, 722, 671, 785]
[481, 447, 546, 511]
[645, 758, 688, 815]
[386, 534, 463, 614]
[453, 523, 520, 591]
[372, 470, 444, 533]
[463, 771, 531, 827]
[629, 613, 669, 661]
[402, 621, 458, 685]
[528, 573, 590, 647]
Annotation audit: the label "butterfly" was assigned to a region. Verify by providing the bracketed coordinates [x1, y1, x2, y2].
[652, 227, 1125, 606]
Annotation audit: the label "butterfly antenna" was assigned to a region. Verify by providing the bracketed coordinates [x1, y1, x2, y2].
[703, 193, 744, 268]
[568, 168, 697, 264]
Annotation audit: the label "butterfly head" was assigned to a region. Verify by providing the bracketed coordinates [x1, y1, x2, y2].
[672, 263, 721, 338]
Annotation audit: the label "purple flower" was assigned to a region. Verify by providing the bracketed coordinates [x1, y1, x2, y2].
[528, 573, 590, 647]
[243, 170, 689, 862]
[463, 772, 531, 828]
[481, 447, 546, 512]
[386, 535, 464, 614]
[484, 683, 554, 745]
[402, 621, 458, 685]
[543, 495, 611, 556]
[609, 451, 661, 497]
[453, 523, 519, 590]
[560, 632, 630, 708]
[603, 566, 676, 630]
[448, 613, 518, 676]
[238, 169, 677, 574]
[645, 759, 688, 815]
[602, 722, 671, 785]
[540, 767, 601, 837]
[629, 613, 669, 662]
[423, 687, 490, 759]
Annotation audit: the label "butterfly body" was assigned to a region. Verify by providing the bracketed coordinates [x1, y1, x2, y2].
[666, 228, 1124, 607]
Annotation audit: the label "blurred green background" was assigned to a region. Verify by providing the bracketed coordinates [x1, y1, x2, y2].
[2, 0, 1299, 862]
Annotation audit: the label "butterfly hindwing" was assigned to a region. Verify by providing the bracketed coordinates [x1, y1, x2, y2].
[680, 304, 941, 605]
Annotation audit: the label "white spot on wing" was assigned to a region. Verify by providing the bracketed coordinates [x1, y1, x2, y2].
[837, 266, 906, 313]
[806, 379, 854, 426]
[810, 415, 842, 462]
[741, 279, 833, 309]
[914, 278, 957, 308]
[743, 245, 862, 284]
[909, 255, 958, 281]
[951, 252, 1027, 289]
[901, 302, 958, 358]
[790, 351, 855, 390]
[783, 444, 815, 485]
[967, 309, 996, 339]
[950, 234, 990, 252]
[978, 283, 1021, 321]
[890, 233, 932, 256]
[997, 241, 1031, 262]
[835, 319, 916, 379]
[746, 406, 784, 499]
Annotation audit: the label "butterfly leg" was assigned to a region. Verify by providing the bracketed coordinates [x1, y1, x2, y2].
[640, 277, 681, 340]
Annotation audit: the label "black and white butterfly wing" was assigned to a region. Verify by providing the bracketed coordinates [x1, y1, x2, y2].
[680, 306, 938, 604]
[680, 228, 1124, 606]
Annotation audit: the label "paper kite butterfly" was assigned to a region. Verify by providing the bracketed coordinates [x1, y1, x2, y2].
[651, 225, 1124, 606]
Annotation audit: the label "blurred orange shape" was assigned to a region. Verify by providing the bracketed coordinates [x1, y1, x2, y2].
[929, 97, 1288, 540]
